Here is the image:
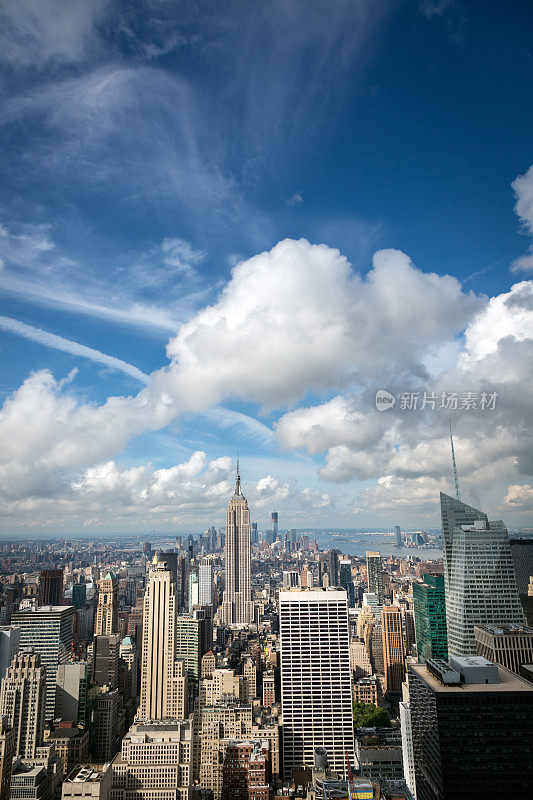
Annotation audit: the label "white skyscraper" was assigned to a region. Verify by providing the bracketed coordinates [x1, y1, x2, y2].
[199, 559, 214, 607]
[440, 492, 524, 656]
[279, 589, 354, 778]
[221, 464, 253, 625]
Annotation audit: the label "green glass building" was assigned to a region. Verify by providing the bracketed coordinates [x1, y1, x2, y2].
[413, 574, 448, 661]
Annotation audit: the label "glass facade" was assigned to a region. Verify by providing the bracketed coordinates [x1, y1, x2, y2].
[413, 574, 448, 661]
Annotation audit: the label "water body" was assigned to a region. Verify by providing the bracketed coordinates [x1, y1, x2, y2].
[313, 532, 442, 560]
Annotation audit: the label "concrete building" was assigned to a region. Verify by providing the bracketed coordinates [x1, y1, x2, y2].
[221, 466, 253, 626]
[243, 658, 256, 703]
[200, 703, 253, 799]
[440, 493, 524, 656]
[412, 575, 447, 662]
[261, 672, 275, 708]
[95, 573, 119, 637]
[175, 612, 209, 707]
[474, 623, 533, 675]
[282, 572, 299, 589]
[9, 762, 50, 800]
[43, 723, 89, 778]
[408, 658, 533, 799]
[91, 688, 121, 763]
[92, 635, 120, 690]
[355, 728, 403, 781]
[0, 626, 20, 683]
[221, 740, 269, 800]
[139, 555, 187, 721]
[12, 606, 74, 722]
[62, 765, 112, 800]
[0, 651, 46, 758]
[350, 641, 373, 678]
[199, 560, 214, 607]
[38, 571, 63, 608]
[382, 607, 405, 695]
[111, 720, 192, 800]
[201, 651, 216, 680]
[279, 589, 354, 778]
[55, 662, 90, 728]
[366, 553, 383, 606]
[199, 669, 246, 708]
[119, 637, 138, 700]
[353, 676, 378, 705]
[0, 715, 16, 800]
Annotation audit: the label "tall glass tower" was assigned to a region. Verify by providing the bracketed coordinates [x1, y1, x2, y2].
[440, 492, 524, 656]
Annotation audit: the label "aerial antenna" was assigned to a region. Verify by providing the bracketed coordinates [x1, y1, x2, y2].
[449, 418, 461, 501]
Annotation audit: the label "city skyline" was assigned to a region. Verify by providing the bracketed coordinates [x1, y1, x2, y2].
[0, 2, 532, 534]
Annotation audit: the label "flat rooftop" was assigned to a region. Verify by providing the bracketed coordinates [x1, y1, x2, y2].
[410, 663, 533, 693]
[475, 623, 533, 636]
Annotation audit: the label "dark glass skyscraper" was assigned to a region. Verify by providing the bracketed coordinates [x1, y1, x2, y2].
[413, 574, 448, 661]
[38, 569, 63, 607]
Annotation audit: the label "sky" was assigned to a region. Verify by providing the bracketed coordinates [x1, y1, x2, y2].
[0, 0, 532, 535]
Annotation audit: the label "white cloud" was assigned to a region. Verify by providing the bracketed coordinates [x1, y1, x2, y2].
[502, 484, 533, 511]
[0, 316, 150, 384]
[285, 192, 303, 206]
[162, 238, 206, 276]
[511, 164, 533, 273]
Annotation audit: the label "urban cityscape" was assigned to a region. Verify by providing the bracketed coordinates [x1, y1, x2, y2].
[1, 3, 533, 800]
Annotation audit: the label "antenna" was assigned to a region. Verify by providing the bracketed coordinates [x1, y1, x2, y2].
[449, 419, 461, 501]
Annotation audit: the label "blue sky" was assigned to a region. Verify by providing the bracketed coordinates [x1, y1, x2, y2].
[0, 0, 532, 534]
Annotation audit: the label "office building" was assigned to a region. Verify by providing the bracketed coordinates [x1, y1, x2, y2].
[38, 571, 63, 608]
[9, 761, 50, 800]
[95, 573, 118, 637]
[243, 658, 257, 703]
[199, 669, 246, 708]
[474, 623, 533, 675]
[440, 493, 524, 656]
[91, 688, 121, 763]
[92, 634, 120, 690]
[355, 728, 403, 781]
[200, 702, 253, 798]
[0, 716, 15, 800]
[112, 720, 192, 800]
[55, 662, 90, 727]
[43, 723, 89, 778]
[12, 606, 74, 723]
[221, 466, 253, 626]
[395, 526, 403, 547]
[71, 584, 87, 611]
[339, 560, 355, 606]
[408, 658, 533, 799]
[201, 651, 216, 680]
[282, 571, 299, 588]
[350, 641, 372, 678]
[188, 574, 199, 613]
[119, 636, 138, 700]
[0, 651, 46, 758]
[271, 512, 278, 540]
[262, 671, 275, 708]
[413, 575, 447, 661]
[199, 559, 214, 607]
[62, 765, 112, 800]
[139, 555, 187, 720]
[399, 701, 416, 799]
[353, 676, 378, 705]
[0, 625, 20, 682]
[382, 606, 405, 695]
[175, 611, 209, 706]
[369, 623, 384, 675]
[279, 589, 354, 778]
[221, 740, 269, 800]
[366, 553, 383, 605]
[510, 539, 533, 625]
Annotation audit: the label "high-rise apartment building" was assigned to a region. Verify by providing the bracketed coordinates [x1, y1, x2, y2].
[95, 573, 119, 637]
[221, 467, 253, 626]
[474, 623, 533, 675]
[408, 658, 533, 799]
[12, 606, 74, 722]
[0, 650, 46, 758]
[138, 555, 187, 721]
[366, 552, 383, 605]
[111, 720, 192, 800]
[381, 606, 405, 694]
[279, 589, 354, 778]
[413, 574, 448, 661]
[38, 570, 63, 608]
[440, 493, 524, 656]
[0, 715, 15, 800]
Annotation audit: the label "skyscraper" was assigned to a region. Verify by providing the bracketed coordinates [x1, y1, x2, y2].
[0, 626, 20, 683]
[271, 512, 278, 540]
[221, 465, 253, 626]
[38, 570, 63, 607]
[381, 606, 405, 694]
[366, 552, 384, 605]
[94, 572, 118, 636]
[395, 525, 402, 547]
[199, 559, 214, 606]
[413, 574, 448, 661]
[12, 605, 74, 722]
[440, 493, 524, 656]
[0, 715, 15, 800]
[139, 554, 188, 720]
[279, 589, 354, 778]
[0, 650, 46, 758]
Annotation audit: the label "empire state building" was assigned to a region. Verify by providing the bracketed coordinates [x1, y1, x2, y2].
[221, 462, 253, 625]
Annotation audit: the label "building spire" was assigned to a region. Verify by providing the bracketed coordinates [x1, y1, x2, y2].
[235, 452, 241, 495]
[449, 418, 461, 501]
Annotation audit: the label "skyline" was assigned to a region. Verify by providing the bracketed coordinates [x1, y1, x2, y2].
[1, 1, 532, 533]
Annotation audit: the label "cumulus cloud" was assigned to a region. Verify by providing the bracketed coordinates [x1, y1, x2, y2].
[502, 484, 533, 511]
[511, 164, 533, 273]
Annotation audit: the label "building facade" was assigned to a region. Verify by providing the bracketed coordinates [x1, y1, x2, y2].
[95, 573, 119, 637]
[0, 651, 46, 759]
[413, 575, 447, 662]
[474, 623, 533, 675]
[381, 606, 405, 695]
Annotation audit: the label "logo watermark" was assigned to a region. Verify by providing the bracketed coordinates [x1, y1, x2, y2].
[375, 390, 498, 412]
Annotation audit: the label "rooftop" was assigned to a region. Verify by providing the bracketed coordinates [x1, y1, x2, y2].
[66, 766, 109, 783]
[474, 623, 533, 637]
[410, 663, 533, 693]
